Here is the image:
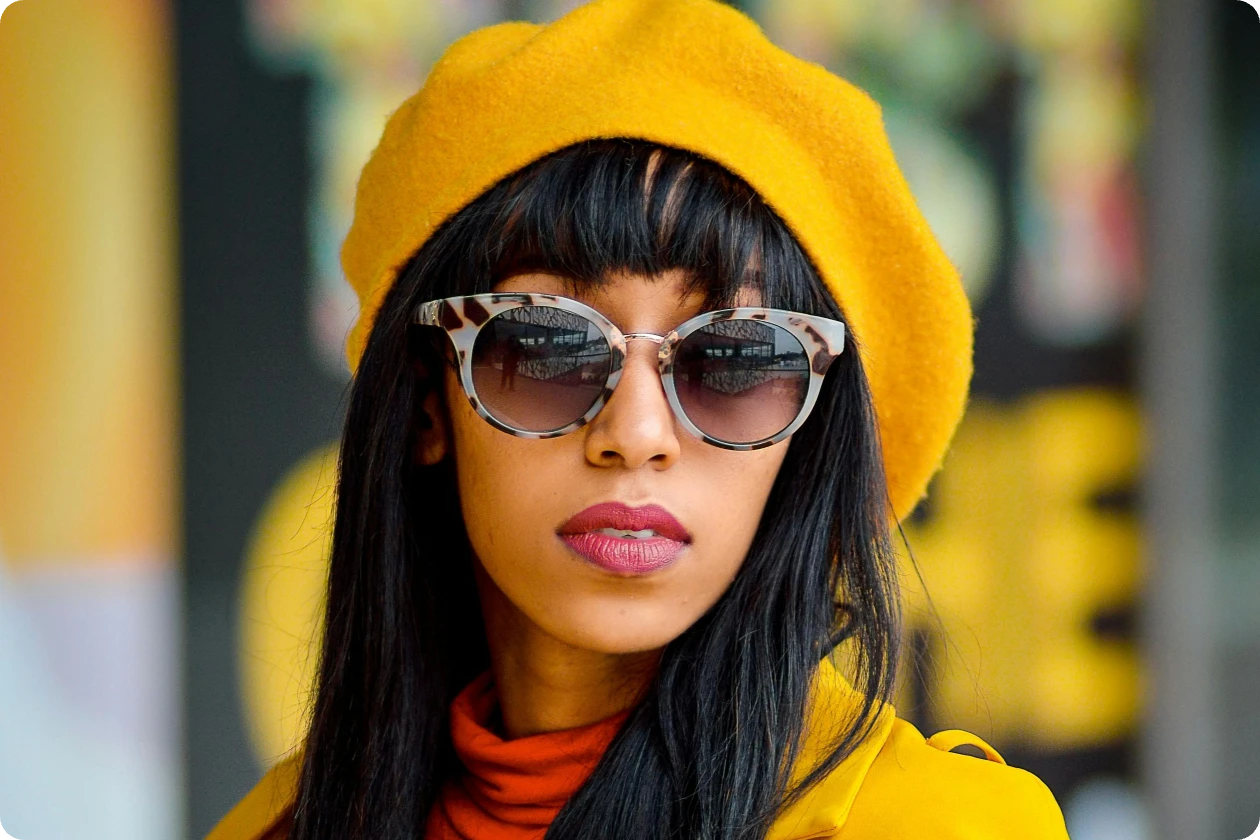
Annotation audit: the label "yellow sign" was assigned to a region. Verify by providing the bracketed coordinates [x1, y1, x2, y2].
[901, 388, 1143, 750]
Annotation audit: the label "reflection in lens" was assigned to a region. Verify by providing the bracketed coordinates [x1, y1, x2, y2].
[470, 306, 612, 432]
[673, 320, 809, 443]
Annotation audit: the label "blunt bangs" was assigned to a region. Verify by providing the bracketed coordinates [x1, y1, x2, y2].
[416, 139, 838, 321]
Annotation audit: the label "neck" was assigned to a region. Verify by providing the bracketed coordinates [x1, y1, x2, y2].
[474, 562, 661, 739]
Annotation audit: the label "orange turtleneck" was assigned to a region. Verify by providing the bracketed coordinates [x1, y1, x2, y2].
[425, 670, 631, 840]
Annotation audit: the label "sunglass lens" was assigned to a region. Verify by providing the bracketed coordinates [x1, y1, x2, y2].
[470, 306, 612, 433]
[672, 320, 810, 444]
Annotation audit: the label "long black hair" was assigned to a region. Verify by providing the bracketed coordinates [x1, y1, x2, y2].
[287, 139, 903, 840]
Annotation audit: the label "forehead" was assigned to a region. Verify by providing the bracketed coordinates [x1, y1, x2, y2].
[492, 270, 762, 311]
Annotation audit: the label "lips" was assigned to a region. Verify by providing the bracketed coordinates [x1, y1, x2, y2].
[557, 502, 692, 574]
[558, 502, 692, 542]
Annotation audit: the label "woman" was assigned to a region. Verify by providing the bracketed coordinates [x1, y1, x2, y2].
[209, 1, 1070, 838]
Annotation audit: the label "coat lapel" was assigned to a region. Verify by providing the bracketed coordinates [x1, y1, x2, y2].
[766, 658, 898, 840]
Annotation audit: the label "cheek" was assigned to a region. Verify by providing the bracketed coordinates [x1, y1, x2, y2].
[447, 378, 789, 654]
[445, 375, 567, 574]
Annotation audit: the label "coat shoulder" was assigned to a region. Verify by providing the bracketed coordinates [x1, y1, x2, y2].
[205, 752, 302, 840]
[839, 717, 1070, 839]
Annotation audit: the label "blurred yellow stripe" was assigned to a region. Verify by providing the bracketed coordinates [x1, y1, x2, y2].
[0, 0, 175, 568]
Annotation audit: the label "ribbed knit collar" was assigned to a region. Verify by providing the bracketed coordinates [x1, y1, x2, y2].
[425, 670, 631, 839]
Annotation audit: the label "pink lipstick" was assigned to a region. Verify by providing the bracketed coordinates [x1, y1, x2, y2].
[557, 502, 692, 575]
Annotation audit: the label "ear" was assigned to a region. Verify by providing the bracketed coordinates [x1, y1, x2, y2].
[413, 360, 450, 466]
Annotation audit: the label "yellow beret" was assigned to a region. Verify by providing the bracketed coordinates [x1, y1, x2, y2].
[341, 0, 974, 522]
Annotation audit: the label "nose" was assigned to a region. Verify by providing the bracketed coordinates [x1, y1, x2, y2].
[583, 337, 681, 470]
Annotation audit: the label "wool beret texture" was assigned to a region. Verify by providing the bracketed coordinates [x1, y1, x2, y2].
[341, 0, 974, 521]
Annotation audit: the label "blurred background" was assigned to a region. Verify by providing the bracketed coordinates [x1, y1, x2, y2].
[0, 0, 1254, 838]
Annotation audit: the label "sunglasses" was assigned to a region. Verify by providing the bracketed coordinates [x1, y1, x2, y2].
[415, 293, 846, 451]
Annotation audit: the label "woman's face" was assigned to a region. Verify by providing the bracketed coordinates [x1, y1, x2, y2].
[422, 270, 791, 655]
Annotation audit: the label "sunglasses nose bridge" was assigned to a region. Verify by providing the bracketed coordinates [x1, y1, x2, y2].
[619, 332, 670, 376]
[622, 332, 665, 345]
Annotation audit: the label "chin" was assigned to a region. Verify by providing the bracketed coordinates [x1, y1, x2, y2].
[543, 599, 698, 655]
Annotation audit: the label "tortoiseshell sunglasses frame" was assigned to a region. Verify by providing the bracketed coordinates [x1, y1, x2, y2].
[415, 293, 846, 451]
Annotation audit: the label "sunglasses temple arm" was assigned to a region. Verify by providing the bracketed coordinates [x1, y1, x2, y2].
[827, 320, 847, 352]
[415, 300, 442, 325]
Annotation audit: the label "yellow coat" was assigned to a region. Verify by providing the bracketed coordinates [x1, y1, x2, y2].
[207, 661, 1069, 840]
